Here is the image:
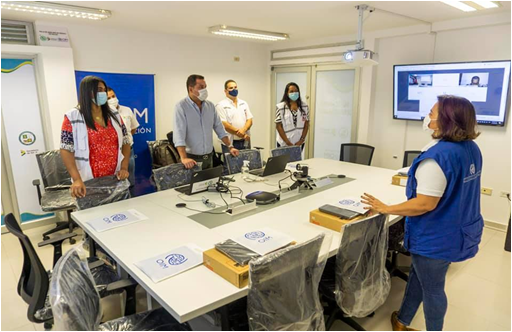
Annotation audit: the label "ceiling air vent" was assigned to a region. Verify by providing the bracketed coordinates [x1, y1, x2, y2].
[1, 20, 35, 45]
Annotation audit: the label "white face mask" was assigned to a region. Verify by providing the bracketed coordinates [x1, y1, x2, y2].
[423, 115, 437, 131]
[108, 97, 119, 109]
[197, 88, 208, 101]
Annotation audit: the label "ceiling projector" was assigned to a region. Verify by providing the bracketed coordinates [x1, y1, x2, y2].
[343, 50, 378, 66]
[343, 5, 378, 67]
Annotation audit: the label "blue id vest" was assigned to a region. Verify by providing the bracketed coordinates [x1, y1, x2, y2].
[405, 140, 484, 262]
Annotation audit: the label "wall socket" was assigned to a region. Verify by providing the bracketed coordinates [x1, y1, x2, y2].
[500, 191, 510, 198]
[481, 187, 493, 196]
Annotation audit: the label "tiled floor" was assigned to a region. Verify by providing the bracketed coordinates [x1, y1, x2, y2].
[1, 225, 510, 331]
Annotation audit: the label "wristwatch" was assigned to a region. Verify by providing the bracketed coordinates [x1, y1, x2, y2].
[228, 145, 234, 149]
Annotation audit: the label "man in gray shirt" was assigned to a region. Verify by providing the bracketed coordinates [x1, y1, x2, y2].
[174, 74, 239, 169]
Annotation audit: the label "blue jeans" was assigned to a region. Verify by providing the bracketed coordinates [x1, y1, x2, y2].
[398, 253, 451, 331]
[128, 148, 135, 196]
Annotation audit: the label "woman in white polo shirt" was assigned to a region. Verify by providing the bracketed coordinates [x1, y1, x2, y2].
[275, 82, 310, 151]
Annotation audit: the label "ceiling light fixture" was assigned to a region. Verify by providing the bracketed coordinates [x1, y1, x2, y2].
[209, 25, 289, 41]
[470, 0, 499, 8]
[1, 1, 111, 20]
[441, 1, 477, 11]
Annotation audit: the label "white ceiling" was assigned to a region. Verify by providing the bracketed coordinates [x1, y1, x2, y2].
[2, 1, 511, 41]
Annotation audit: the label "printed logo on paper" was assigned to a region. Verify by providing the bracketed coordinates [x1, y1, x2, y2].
[245, 231, 265, 240]
[111, 214, 128, 222]
[19, 131, 36, 146]
[339, 199, 355, 205]
[166, 254, 188, 266]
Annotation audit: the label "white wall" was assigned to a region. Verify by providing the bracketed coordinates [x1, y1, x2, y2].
[48, 22, 271, 154]
[369, 23, 511, 226]
[1, 44, 77, 150]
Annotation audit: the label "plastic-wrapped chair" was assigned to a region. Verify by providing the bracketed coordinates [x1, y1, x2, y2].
[4, 214, 119, 330]
[49, 243, 190, 331]
[224, 149, 263, 175]
[152, 163, 202, 191]
[271, 146, 302, 162]
[247, 233, 330, 331]
[32, 150, 77, 242]
[76, 176, 130, 210]
[320, 214, 391, 331]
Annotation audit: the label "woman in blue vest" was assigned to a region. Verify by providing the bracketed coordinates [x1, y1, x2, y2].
[362, 95, 483, 331]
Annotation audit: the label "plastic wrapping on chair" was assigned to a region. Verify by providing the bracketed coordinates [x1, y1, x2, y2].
[152, 163, 202, 191]
[36, 150, 72, 189]
[76, 176, 130, 210]
[334, 214, 391, 318]
[247, 233, 332, 331]
[90, 261, 121, 298]
[225, 150, 263, 175]
[49, 242, 102, 331]
[40, 189, 76, 212]
[271, 146, 302, 162]
[34, 294, 53, 321]
[98, 307, 188, 331]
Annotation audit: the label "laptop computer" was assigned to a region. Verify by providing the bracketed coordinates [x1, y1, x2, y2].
[175, 166, 223, 195]
[249, 154, 290, 177]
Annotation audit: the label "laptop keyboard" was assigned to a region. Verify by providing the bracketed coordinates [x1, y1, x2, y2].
[174, 185, 189, 193]
[248, 168, 264, 176]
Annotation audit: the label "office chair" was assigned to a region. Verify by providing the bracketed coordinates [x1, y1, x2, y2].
[247, 234, 328, 331]
[32, 150, 77, 243]
[402, 150, 422, 168]
[224, 149, 263, 175]
[339, 143, 375, 166]
[320, 214, 391, 331]
[152, 163, 201, 191]
[76, 176, 131, 210]
[270, 145, 302, 162]
[4, 213, 78, 329]
[49, 243, 190, 331]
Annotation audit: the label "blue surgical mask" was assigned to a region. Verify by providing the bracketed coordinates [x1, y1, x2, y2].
[289, 92, 299, 101]
[93, 92, 108, 106]
[228, 89, 239, 97]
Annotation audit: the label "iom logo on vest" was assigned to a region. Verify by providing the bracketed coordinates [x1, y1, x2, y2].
[464, 163, 481, 183]
[156, 254, 188, 269]
[245, 231, 273, 243]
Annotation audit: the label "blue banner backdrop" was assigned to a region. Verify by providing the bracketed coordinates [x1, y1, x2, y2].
[75, 71, 156, 196]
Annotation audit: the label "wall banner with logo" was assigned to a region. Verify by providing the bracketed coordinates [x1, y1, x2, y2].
[1, 59, 53, 224]
[74, 71, 156, 196]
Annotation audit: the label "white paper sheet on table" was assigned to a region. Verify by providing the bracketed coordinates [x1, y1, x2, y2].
[336, 197, 369, 214]
[134, 244, 203, 283]
[87, 209, 148, 232]
[231, 227, 294, 256]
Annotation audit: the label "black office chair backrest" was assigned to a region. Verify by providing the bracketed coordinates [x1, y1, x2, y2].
[335, 214, 391, 317]
[339, 143, 375, 166]
[403, 150, 422, 168]
[4, 213, 49, 323]
[49, 243, 101, 331]
[76, 176, 130, 210]
[225, 149, 263, 175]
[248, 234, 327, 331]
[35, 150, 72, 189]
[152, 163, 201, 191]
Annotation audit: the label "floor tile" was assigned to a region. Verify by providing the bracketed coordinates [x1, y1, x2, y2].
[11, 323, 35, 331]
[1, 286, 32, 331]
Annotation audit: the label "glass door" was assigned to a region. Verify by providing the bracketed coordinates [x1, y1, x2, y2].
[270, 66, 311, 157]
[309, 64, 359, 160]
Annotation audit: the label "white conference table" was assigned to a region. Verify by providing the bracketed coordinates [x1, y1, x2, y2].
[71, 158, 406, 325]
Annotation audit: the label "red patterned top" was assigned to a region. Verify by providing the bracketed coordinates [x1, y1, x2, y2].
[61, 116, 126, 178]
